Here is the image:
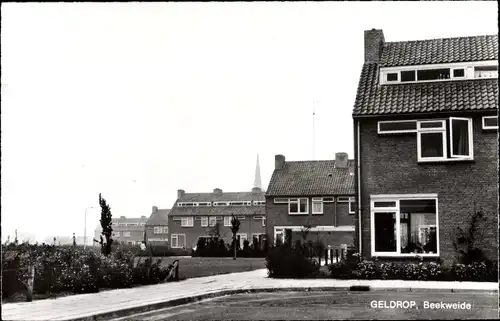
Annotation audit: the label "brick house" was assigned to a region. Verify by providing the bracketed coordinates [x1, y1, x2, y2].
[145, 206, 170, 245]
[265, 153, 355, 249]
[167, 188, 266, 252]
[352, 29, 498, 263]
[94, 216, 148, 246]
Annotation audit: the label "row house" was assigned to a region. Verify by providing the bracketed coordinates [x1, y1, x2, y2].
[145, 207, 171, 245]
[167, 187, 267, 251]
[94, 215, 148, 246]
[265, 153, 356, 249]
[352, 29, 498, 263]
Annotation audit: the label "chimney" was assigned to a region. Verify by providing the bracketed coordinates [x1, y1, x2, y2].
[177, 189, 185, 200]
[152, 206, 158, 213]
[252, 187, 261, 193]
[335, 152, 349, 168]
[213, 188, 222, 194]
[364, 29, 385, 63]
[275, 154, 285, 170]
[141, 215, 147, 220]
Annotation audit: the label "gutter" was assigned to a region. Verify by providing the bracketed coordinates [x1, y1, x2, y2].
[356, 119, 362, 255]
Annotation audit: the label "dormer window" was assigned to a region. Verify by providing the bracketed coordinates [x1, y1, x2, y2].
[380, 61, 497, 85]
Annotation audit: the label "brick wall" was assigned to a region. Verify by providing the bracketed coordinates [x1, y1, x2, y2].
[265, 195, 355, 246]
[169, 215, 266, 250]
[356, 115, 498, 263]
[145, 225, 169, 245]
[112, 226, 145, 245]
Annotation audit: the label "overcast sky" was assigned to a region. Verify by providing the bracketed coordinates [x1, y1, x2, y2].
[1, 2, 497, 242]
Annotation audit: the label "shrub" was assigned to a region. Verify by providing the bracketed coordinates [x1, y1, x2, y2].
[329, 260, 353, 279]
[266, 244, 319, 278]
[355, 260, 380, 280]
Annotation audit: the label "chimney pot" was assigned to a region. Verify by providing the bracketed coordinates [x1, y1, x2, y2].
[213, 188, 222, 194]
[152, 206, 158, 213]
[177, 189, 185, 200]
[275, 154, 286, 170]
[364, 29, 385, 63]
[335, 152, 349, 168]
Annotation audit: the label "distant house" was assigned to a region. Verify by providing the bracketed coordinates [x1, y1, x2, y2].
[352, 29, 498, 263]
[94, 216, 148, 246]
[167, 187, 266, 252]
[265, 153, 356, 249]
[145, 207, 170, 245]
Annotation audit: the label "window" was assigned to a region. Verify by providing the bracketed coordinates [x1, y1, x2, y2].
[153, 226, 163, 234]
[171, 234, 186, 248]
[348, 197, 355, 214]
[482, 116, 498, 130]
[386, 73, 398, 82]
[378, 120, 417, 134]
[474, 65, 498, 78]
[254, 216, 266, 226]
[322, 197, 335, 203]
[274, 198, 289, 204]
[274, 228, 284, 245]
[197, 202, 212, 207]
[115, 231, 121, 237]
[337, 197, 350, 202]
[253, 201, 265, 206]
[201, 217, 208, 227]
[209, 217, 217, 227]
[123, 232, 131, 237]
[214, 202, 229, 206]
[401, 70, 416, 82]
[252, 233, 265, 247]
[224, 216, 232, 227]
[312, 198, 323, 214]
[262, 217, 266, 227]
[163, 226, 168, 234]
[230, 201, 244, 206]
[417, 68, 450, 81]
[236, 233, 248, 249]
[140, 222, 145, 226]
[452, 68, 465, 78]
[371, 195, 438, 257]
[288, 198, 308, 214]
[417, 118, 473, 162]
[181, 217, 194, 227]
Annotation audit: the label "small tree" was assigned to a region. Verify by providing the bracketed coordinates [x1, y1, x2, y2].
[230, 214, 241, 260]
[452, 204, 490, 264]
[72, 233, 76, 247]
[98, 193, 114, 256]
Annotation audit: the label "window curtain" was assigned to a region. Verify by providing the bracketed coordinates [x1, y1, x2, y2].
[453, 120, 469, 155]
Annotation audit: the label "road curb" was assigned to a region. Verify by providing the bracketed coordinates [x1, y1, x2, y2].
[65, 285, 497, 321]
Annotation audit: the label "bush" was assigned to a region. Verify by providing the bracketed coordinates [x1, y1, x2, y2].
[329, 260, 353, 279]
[266, 244, 319, 278]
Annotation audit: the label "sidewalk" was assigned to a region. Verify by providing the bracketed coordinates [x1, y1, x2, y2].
[2, 268, 497, 321]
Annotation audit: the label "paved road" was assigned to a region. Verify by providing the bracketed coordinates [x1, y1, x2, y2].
[112, 290, 497, 320]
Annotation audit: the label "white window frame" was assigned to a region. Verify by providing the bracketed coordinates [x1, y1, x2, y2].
[482, 116, 498, 130]
[251, 233, 265, 245]
[236, 233, 248, 248]
[252, 201, 265, 206]
[197, 202, 212, 207]
[312, 198, 324, 215]
[322, 197, 335, 203]
[337, 197, 351, 203]
[416, 118, 473, 162]
[273, 198, 289, 204]
[181, 217, 194, 227]
[123, 231, 131, 237]
[378, 120, 417, 134]
[201, 216, 208, 227]
[213, 202, 230, 206]
[153, 226, 162, 234]
[209, 216, 217, 227]
[171, 234, 186, 248]
[379, 60, 498, 85]
[370, 194, 439, 258]
[288, 198, 309, 215]
[163, 226, 168, 234]
[115, 231, 121, 237]
[224, 216, 232, 227]
[348, 197, 355, 214]
[262, 217, 266, 227]
[274, 228, 285, 245]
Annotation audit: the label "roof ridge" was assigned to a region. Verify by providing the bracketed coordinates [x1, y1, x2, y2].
[385, 34, 498, 44]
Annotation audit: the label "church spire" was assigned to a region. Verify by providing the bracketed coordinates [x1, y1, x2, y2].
[253, 153, 262, 189]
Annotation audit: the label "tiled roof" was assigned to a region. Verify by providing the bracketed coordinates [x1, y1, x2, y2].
[169, 206, 265, 217]
[266, 160, 355, 197]
[111, 216, 148, 224]
[380, 35, 498, 67]
[145, 209, 170, 226]
[352, 63, 498, 116]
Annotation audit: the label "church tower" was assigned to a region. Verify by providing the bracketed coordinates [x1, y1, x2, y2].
[253, 153, 262, 190]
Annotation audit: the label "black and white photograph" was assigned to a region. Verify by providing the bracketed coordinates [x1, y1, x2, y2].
[1, 1, 498, 320]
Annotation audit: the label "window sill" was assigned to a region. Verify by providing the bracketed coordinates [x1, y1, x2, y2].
[372, 253, 439, 258]
[288, 213, 309, 215]
[417, 158, 474, 164]
[312, 212, 324, 215]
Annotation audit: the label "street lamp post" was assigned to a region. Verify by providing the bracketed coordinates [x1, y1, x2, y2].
[84, 206, 95, 249]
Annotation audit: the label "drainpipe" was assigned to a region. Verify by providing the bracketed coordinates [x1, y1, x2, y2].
[357, 120, 362, 255]
[333, 196, 337, 227]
